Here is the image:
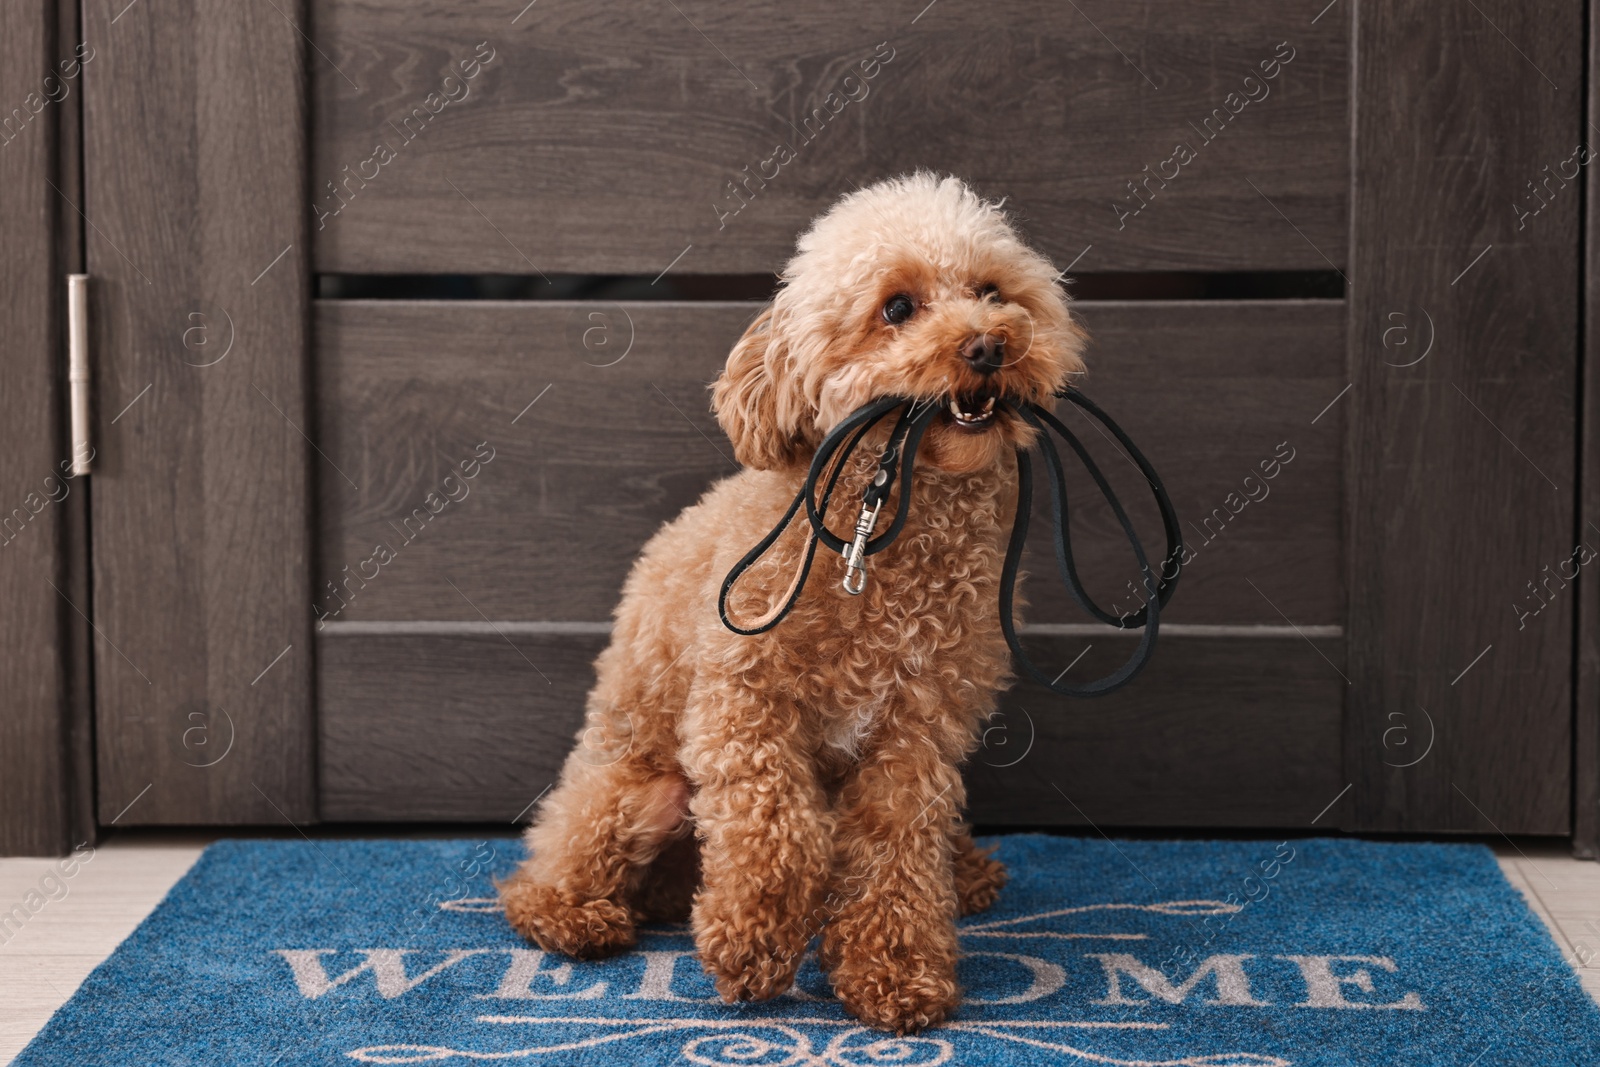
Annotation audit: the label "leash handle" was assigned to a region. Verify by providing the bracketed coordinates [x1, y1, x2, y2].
[999, 395, 1183, 697]
[1054, 388, 1183, 623]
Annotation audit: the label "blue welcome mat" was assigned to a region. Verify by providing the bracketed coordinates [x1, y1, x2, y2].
[14, 836, 1600, 1066]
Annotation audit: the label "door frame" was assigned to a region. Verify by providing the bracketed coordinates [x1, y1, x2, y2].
[0, 0, 94, 856]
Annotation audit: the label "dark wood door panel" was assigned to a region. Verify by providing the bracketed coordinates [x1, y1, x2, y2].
[319, 631, 1342, 826]
[1345, 0, 1579, 836]
[311, 300, 750, 629]
[308, 0, 1347, 274]
[968, 634, 1345, 827]
[313, 299, 1343, 628]
[84, 0, 316, 825]
[319, 630, 606, 822]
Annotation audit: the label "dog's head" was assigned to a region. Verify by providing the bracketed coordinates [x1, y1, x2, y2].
[713, 173, 1086, 475]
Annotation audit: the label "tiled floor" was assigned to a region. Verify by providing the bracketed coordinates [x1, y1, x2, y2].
[0, 833, 211, 1064]
[1496, 840, 1600, 1002]
[1, 834, 1597, 1063]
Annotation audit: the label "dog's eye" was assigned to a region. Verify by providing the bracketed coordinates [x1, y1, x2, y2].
[882, 294, 916, 325]
[977, 284, 1001, 302]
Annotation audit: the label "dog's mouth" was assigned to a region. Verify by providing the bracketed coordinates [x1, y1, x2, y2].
[946, 390, 1000, 432]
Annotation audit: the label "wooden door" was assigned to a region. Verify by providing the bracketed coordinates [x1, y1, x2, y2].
[81, 0, 315, 827]
[65, 0, 1585, 843]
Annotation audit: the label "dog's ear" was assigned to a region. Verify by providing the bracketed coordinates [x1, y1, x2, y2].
[711, 305, 809, 470]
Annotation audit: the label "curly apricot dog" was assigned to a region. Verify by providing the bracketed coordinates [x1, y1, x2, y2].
[500, 172, 1086, 1033]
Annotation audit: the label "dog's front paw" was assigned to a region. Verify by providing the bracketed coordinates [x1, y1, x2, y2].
[498, 873, 636, 959]
[692, 889, 811, 1002]
[822, 910, 961, 1033]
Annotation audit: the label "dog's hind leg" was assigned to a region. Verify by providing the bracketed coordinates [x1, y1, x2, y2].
[499, 753, 691, 959]
[952, 829, 1007, 916]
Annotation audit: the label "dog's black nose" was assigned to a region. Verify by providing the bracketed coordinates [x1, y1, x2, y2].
[961, 333, 1005, 374]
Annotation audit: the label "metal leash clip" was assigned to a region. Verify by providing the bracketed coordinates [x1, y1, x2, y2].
[842, 445, 902, 595]
[841, 495, 883, 595]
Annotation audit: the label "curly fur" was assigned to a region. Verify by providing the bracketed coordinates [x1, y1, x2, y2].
[499, 172, 1085, 1033]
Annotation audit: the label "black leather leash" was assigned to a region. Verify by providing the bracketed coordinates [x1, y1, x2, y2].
[717, 388, 1183, 697]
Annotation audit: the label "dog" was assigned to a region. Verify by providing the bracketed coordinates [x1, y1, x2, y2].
[499, 172, 1086, 1033]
